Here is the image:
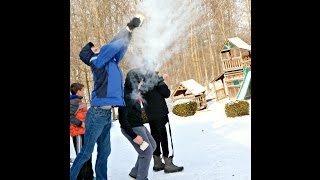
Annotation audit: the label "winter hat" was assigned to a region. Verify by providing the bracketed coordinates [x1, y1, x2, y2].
[79, 42, 95, 66]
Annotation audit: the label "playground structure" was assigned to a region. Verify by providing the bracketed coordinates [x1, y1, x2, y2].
[218, 37, 251, 100]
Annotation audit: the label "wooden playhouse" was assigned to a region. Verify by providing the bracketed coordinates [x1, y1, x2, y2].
[171, 79, 207, 110]
[219, 37, 251, 99]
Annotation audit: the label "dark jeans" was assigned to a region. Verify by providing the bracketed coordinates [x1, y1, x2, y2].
[72, 134, 94, 180]
[70, 107, 112, 180]
[149, 115, 169, 157]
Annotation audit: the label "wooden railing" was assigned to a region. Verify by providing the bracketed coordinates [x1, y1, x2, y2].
[222, 57, 249, 72]
[222, 57, 251, 72]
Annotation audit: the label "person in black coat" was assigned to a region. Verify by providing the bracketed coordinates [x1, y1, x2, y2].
[140, 70, 184, 173]
[118, 68, 156, 180]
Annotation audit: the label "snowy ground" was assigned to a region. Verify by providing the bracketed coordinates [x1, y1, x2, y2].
[71, 98, 251, 180]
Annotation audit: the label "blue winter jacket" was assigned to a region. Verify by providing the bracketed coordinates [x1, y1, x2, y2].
[89, 28, 132, 107]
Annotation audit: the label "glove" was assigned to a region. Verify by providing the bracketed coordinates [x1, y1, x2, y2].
[127, 17, 141, 30]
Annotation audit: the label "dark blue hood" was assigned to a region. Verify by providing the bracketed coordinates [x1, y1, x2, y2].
[79, 42, 95, 66]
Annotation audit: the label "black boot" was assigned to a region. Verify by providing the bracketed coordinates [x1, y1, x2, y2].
[153, 155, 165, 171]
[163, 156, 184, 173]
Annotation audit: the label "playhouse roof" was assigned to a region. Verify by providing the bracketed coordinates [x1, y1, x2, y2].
[221, 37, 251, 52]
[177, 79, 206, 95]
[211, 73, 224, 82]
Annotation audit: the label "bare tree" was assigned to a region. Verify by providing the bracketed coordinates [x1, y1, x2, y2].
[70, 0, 251, 94]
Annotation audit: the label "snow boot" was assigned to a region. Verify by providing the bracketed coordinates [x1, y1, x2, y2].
[163, 156, 184, 173]
[153, 155, 165, 171]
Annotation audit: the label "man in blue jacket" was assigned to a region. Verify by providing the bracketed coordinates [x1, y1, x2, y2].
[70, 15, 143, 180]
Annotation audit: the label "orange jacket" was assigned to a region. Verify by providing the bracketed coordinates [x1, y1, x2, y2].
[70, 95, 87, 137]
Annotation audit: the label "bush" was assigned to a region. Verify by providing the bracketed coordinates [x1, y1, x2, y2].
[172, 101, 198, 117]
[225, 100, 249, 117]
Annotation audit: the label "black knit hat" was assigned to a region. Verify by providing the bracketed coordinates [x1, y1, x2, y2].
[79, 42, 94, 66]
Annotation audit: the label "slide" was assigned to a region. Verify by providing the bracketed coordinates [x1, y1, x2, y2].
[236, 68, 251, 100]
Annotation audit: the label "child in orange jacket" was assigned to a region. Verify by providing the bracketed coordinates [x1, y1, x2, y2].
[70, 83, 94, 180]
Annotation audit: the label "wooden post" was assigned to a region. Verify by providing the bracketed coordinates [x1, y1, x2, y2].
[112, 107, 116, 121]
[223, 78, 229, 99]
[212, 79, 217, 101]
[220, 53, 225, 71]
[239, 49, 243, 68]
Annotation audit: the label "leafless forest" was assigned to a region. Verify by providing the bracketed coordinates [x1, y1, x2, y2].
[70, 0, 251, 104]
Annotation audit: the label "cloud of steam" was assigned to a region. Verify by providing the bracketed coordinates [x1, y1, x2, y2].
[124, 67, 167, 104]
[127, 0, 205, 72]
